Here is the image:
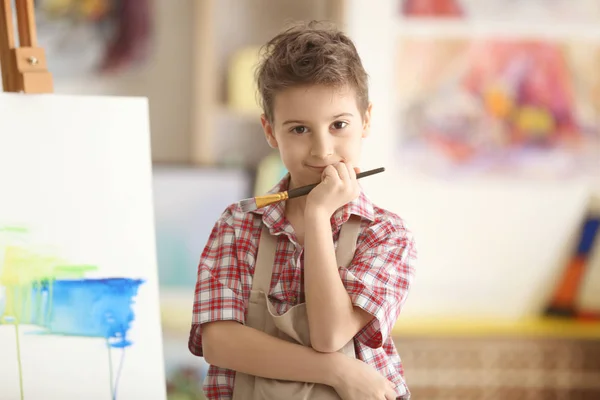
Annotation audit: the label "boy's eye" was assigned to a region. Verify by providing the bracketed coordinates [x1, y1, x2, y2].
[291, 126, 308, 134]
[332, 121, 348, 130]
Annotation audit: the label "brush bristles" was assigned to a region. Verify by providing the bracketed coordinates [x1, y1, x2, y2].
[239, 198, 258, 213]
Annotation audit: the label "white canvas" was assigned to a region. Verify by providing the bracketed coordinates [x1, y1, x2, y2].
[0, 93, 166, 400]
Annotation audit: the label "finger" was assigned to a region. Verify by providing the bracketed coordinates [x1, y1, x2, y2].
[385, 383, 397, 400]
[346, 162, 357, 180]
[334, 162, 350, 182]
[322, 164, 338, 182]
[354, 166, 361, 175]
[385, 388, 397, 400]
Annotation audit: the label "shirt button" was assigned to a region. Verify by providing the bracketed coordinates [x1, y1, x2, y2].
[290, 296, 297, 303]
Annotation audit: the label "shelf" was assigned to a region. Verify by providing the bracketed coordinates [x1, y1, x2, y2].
[162, 287, 600, 340]
[396, 18, 600, 41]
[392, 317, 600, 339]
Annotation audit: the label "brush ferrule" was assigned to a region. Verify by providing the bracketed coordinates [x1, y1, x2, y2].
[255, 192, 289, 209]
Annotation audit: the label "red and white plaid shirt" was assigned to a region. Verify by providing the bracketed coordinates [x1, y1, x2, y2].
[188, 175, 417, 399]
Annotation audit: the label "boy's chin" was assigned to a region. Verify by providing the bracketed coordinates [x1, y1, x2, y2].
[289, 171, 322, 187]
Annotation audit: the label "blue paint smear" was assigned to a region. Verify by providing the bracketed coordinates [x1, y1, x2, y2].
[27, 278, 144, 348]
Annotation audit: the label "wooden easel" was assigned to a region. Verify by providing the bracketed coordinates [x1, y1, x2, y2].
[0, 0, 52, 93]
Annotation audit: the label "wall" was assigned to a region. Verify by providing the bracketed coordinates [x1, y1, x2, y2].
[345, 0, 600, 321]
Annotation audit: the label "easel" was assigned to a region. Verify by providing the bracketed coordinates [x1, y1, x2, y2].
[0, 0, 52, 93]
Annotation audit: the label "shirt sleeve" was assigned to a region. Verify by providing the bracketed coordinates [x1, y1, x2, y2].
[339, 219, 417, 349]
[188, 210, 246, 357]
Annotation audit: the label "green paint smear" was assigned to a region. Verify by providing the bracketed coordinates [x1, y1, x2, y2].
[0, 226, 101, 399]
[0, 226, 98, 324]
[0, 226, 29, 234]
[1, 317, 25, 400]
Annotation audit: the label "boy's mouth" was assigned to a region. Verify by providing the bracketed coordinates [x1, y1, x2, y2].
[305, 165, 328, 172]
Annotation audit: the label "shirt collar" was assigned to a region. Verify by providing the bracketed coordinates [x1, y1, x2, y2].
[250, 173, 375, 233]
[249, 175, 289, 233]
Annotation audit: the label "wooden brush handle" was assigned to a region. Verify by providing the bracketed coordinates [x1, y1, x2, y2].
[287, 167, 385, 199]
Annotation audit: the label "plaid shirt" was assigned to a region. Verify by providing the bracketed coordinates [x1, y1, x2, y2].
[188, 175, 417, 399]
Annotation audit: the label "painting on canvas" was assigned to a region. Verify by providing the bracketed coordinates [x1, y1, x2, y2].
[399, 0, 600, 23]
[0, 93, 166, 400]
[395, 37, 600, 178]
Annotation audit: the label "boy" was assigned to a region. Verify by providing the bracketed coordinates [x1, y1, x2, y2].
[189, 21, 416, 400]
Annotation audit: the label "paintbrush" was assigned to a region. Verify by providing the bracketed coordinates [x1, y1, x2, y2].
[239, 167, 385, 213]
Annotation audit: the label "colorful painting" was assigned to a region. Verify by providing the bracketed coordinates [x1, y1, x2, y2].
[0, 93, 166, 399]
[400, 0, 464, 18]
[34, 0, 153, 76]
[395, 37, 600, 177]
[0, 225, 144, 399]
[399, 0, 600, 22]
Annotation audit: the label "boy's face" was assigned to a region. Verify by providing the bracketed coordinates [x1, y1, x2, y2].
[261, 84, 371, 189]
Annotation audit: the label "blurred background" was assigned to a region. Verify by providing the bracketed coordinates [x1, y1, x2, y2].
[8, 0, 600, 398]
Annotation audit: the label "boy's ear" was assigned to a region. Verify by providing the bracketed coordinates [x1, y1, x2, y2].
[261, 114, 278, 148]
[362, 103, 373, 138]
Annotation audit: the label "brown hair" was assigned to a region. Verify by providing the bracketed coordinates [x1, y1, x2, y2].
[255, 21, 369, 123]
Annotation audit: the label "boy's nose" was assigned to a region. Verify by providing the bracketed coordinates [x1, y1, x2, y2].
[310, 135, 333, 159]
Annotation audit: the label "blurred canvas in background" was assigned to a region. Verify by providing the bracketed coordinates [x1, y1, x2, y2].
[399, 0, 600, 23]
[395, 37, 600, 178]
[152, 165, 252, 400]
[34, 0, 153, 76]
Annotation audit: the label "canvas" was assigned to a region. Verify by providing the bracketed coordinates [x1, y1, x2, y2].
[151, 165, 252, 399]
[152, 165, 251, 290]
[0, 93, 166, 400]
[399, 0, 600, 22]
[395, 37, 600, 178]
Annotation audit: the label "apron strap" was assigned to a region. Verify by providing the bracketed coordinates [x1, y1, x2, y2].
[336, 215, 362, 268]
[252, 215, 362, 293]
[251, 224, 277, 293]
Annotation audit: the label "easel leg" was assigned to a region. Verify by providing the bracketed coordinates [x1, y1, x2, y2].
[0, 0, 17, 91]
[1, 0, 52, 93]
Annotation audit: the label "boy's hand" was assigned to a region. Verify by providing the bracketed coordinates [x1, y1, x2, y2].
[305, 161, 360, 217]
[331, 355, 398, 400]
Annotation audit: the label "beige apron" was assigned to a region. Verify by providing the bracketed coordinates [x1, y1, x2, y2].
[231, 217, 362, 400]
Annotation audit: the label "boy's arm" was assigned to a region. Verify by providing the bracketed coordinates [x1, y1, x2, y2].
[190, 213, 341, 384]
[304, 208, 373, 353]
[304, 208, 416, 353]
[202, 321, 399, 399]
[201, 321, 343, 386]
[188, 207, 390, 394]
